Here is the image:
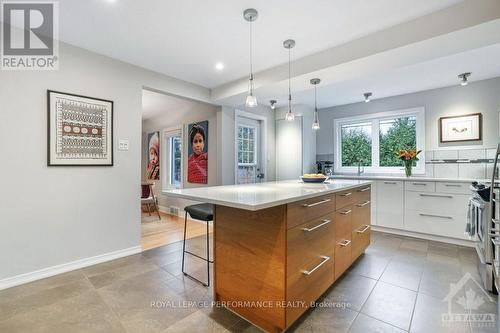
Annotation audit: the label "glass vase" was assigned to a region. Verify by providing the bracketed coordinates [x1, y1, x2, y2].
[404, 161, 412, 177]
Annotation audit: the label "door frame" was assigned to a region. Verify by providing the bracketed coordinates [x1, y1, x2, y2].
[234, 110, 267, 184]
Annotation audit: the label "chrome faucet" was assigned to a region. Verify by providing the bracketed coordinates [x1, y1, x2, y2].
[357, 162, 364, 176]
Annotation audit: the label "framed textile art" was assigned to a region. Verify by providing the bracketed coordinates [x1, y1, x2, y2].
[47, 90, 113, 166]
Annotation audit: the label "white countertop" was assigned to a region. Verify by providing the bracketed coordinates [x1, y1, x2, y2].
[330, 174, 482, 183]
[162, 179, 372, 211]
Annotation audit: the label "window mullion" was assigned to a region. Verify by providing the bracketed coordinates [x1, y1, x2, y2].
[372, 119, 380, 169]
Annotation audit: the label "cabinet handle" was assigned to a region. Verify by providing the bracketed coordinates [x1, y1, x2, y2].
[493, 219, 500, 224]
[419, 213, 452, 219]
[492, 239, 500, 246]
[356, 225, 370, 233]
[384, 181, 397, 185]
[445, 184, 462, 187]
[338, 240, 351, 247]
[419, 194, 453, 199]
[302, 256, 330, 276]
[412, 182, 427, 186]
[358, 187, 370, 192]
[302, 198, 331, 208]
[302, 219, 331, 232]
[339, 209, 352, 215]
[339, 192, 352, 197]
[356, 201, 371, 207]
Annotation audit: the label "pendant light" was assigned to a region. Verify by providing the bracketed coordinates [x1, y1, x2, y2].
[283, 39, 296, 121]
[244, 9, 258, 108]
[310, 78, 321, 130]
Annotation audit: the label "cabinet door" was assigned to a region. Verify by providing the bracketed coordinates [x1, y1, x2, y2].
[376, 180, 404, 229]
[335, 238, 352, 280]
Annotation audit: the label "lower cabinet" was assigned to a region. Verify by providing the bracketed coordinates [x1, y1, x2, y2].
[376, 180, 404, 229]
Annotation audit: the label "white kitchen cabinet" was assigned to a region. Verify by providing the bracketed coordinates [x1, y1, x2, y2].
[376, 180, 404, 229]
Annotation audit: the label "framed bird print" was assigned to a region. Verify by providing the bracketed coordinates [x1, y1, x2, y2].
[439, 113, 482, 143]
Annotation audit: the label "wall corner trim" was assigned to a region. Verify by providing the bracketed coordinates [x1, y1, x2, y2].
[0, 246, 142, 291]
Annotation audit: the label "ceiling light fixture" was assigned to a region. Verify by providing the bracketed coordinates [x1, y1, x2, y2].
[284, 39, 296, 121]
[310, 78, 321, 130]
[458, 72, 471, 86]
[270, 100, 277, 110]
[364, 92, 372, 103]
[215, 62, 224, 71]
[244, 9, 258, 108]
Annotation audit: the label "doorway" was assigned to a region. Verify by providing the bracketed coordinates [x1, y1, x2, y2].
[235, 111, 267, 184]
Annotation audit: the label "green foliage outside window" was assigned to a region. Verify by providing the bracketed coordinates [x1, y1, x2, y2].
[341, 126, 372, 166]
[379, 117, 416, 167]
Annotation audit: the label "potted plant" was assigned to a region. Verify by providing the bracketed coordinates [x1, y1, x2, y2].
[398, 149, 421, 177]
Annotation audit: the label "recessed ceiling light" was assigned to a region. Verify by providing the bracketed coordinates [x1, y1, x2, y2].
[215, 62, 224, 71]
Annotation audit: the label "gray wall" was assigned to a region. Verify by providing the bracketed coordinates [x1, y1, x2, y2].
[317, 77, 500, 158]
[0, 40, 210, 282]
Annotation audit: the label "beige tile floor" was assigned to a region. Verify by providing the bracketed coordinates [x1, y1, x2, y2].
[0, 232, 497, 333]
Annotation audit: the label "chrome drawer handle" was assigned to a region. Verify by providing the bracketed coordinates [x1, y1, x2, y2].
[493, 219, 500, 224]
[357, 187, 370, 192]
[340, 192, 352, 197]
[339, 209, 352, 215]
[492, 239, 500, 246]
[412, 182, 427, 186]
[419, 194, 453, 199]
[384, 181, 397, 184]
[302, 198, 331, 208]
[445, 184, 462, 187]
[419, 213, 452, 219]
[302, 256, 330, 276]
[302, 219, 331, 232]
[356, 225, 370, 233]
[338, 240, 351, 247]
[356, 201, 371, 207]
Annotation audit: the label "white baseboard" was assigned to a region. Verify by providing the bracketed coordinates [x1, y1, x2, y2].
[0, 246, 142, 291]
[371, 225, 474, 247]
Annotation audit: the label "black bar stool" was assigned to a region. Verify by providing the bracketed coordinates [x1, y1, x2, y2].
[181, 203, 214, 287]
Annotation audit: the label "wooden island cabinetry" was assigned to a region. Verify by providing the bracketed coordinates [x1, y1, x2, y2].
[214, 184, 372, 332]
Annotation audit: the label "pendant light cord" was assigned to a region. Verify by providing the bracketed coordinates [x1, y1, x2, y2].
[314, 84, 317, 112]
[288, 47, 291, 111]
[249, 19, 253, 81]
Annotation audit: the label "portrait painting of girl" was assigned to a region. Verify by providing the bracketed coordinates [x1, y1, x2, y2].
[146, 131, 160, 180]
[187, 121, 208, 184]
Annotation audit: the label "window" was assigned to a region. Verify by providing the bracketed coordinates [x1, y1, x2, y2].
[334, 108, 424, 174]
[163, 128, 182, 189]
[237, 125, 257, 184]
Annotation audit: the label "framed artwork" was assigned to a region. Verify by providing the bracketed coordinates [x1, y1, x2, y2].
[47, 90, 113, 166]
[146, 131, 160, 180]
[187, 120, 208, 184]
[439, 113, 482, 143]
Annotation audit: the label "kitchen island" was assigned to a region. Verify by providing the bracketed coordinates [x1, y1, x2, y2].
[163, 179, 372, 333]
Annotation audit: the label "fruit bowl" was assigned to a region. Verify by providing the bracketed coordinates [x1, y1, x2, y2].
[300, 174, 328, 183]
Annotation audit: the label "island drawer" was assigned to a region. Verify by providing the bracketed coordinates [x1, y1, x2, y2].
[335, 237, 352, 280]
[352, 225, 370, 261]
[287, 194, 336, 229]
[287, 213, 335, 275]
[286, 249, 334, 326]
[352, 200, 371, 231]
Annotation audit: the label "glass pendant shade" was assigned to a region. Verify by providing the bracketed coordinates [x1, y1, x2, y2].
[245, 93, 257, 108]
[285, 108, 295, 121]
[312, 111, 320, 130]
[311, 78, 320, 130]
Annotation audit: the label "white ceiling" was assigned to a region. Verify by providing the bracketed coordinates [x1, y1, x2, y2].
[142, 89, 202, 120]
[59, 0, 462, 88]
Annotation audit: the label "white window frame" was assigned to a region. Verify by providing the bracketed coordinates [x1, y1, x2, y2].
[234, 110, 267, 184]
[334, 107, 425, 175]
[162, 126, 183, 189]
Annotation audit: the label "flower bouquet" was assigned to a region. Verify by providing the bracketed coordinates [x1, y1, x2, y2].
[398, 149, 421, 177]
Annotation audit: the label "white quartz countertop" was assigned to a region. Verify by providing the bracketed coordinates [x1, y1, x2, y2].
[162, 179, 372, 211]
[330, 175, 481, 183]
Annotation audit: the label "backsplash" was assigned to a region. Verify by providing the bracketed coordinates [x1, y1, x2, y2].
[317, 148, 497, 180]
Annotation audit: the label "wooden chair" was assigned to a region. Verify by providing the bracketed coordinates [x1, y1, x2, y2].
[141, 183, 161, 220]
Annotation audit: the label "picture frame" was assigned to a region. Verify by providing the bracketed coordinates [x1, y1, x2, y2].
[47, 90, 114, 166]
[439, 113, 482, 143]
